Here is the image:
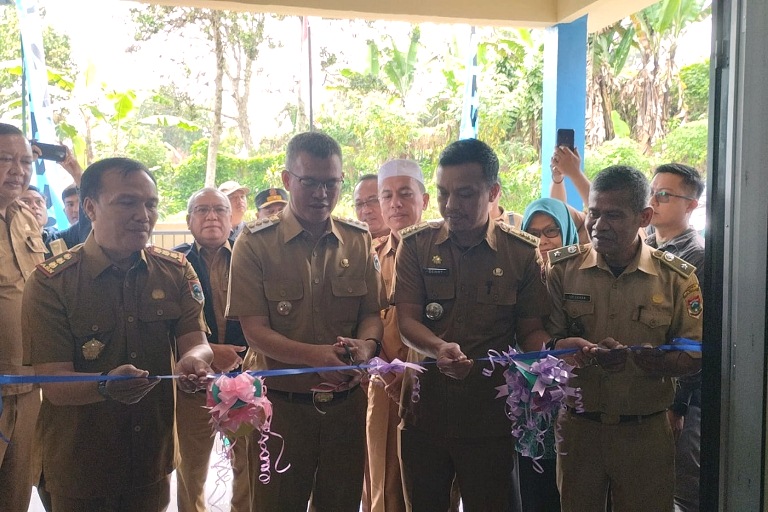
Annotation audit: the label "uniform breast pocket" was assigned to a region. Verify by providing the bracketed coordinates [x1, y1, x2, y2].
[564, 301, 594, 338]
[331, 277, 367, 326]
[71, 317, 117, 373]
[475, 284, 517, 329]
[138, 301, 182, 354]
[264, 280, 304, 329]
[634, 306, 673, 340]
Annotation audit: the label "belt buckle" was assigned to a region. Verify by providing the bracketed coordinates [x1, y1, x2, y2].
[314, 391, 334, 404]
[600, 413, 621, 425]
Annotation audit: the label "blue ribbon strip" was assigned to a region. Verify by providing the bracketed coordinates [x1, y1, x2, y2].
[0, 338, 701, 386]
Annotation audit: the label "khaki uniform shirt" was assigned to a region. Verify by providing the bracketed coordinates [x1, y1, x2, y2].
[198, 242, 232, 342]
[393, 219, 550, 438]
[226, 206, 386, 392]
[24, 235, 207, 498]
[545, 240, 703, 416]
[376, 233, 409, 363]
[0, 203, 46, 396]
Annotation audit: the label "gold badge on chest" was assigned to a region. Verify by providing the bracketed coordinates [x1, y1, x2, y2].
[82, 338, 105, 361]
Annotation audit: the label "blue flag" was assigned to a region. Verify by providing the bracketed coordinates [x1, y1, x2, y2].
[16, 0, 72, 229]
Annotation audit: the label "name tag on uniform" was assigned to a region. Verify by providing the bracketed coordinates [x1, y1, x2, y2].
[423, 267, 449, 276]
[564, 293, 591, 302]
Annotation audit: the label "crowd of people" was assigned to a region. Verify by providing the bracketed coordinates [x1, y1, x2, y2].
[0, 122, 704, 512]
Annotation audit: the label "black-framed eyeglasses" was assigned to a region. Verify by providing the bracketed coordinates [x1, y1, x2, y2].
[527, 226, 562, 239]
[652, 190, 695, 203]
[354, 197, 379, 210]
[285, 169, 344, 192]
[191, 205, 231, 217]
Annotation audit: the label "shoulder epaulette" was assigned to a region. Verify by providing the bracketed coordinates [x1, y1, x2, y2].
[400, 221, 437, 239]
[548, 244, 587, 265]
[246, 217, 279, 234]
[497, 222, 539, 248]
[652, 249, 696, 278]
[146, 246, 186, 266]
[37, 250, 79, 277]
[333, 215, 369, 231]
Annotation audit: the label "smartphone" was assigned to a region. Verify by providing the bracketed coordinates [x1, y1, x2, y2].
[30, 140, 67, 162]
[556, 129, 575, 151]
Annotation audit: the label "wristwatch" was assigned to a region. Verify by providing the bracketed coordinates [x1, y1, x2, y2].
[366, 338, 382, 358]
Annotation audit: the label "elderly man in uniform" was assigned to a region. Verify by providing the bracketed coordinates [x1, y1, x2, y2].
[393, 139, 550, 511]
[254, 187, 288, 219]
[546, 165, 702, 512]
[365, 159, 429, 512]
[227, 131, 385, 511]
[0, 123, 47, 511]
[218, 180, 250, 238]
[355, 173, 390, 239]
[173, 187, 249, 512]
[24, 157, 213, 512]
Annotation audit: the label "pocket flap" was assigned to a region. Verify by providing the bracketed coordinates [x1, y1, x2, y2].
[331, 277, 367, 297]
[264, 280, 304, 301]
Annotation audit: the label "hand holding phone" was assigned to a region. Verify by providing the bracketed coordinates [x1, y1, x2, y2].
[30, 140, 67, 162]
[556, 129, 575, 151]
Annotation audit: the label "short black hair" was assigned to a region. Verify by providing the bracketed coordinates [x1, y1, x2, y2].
[61, 184, 78, 202]
[286, 132, 342, 171]
[80, 157, 155, 202]
[592, 165, 650, 213]
[0, 123, 23, 137]
[654, 163, 705, 199]
[26, 185, 42, 195]
[356, 174, 377, 186]
[438, 139, 499, 185]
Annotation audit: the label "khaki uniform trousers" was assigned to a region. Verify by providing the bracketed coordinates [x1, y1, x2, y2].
[366, 381, 406, 512]
[0, 389, 41, 511]
[557, 411, 674, 512]
[175, 389, 250, 512]
[250, 387, 366, 512]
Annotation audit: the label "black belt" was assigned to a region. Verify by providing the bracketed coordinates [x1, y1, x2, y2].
[269, 385, 360, 404]
[567, 408, 665, 425]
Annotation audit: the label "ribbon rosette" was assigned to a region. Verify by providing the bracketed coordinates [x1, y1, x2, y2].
[488, 347, 581, 462]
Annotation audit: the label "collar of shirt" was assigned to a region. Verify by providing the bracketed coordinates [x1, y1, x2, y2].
[377, 232, 397, 256]
[647, 227, 698, 251]
[280, 205, 343, 244]
[581, 237, 658, 277]
[435, 216, 498, 251]
[194, 239, 232, 258]
[82, 233, 148, 279]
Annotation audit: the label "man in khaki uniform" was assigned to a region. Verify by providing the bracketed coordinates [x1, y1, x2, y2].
[24, 157, 213, 512]
[173, 188, 249, 512]
[0, 123, 47, 511]
[394, 139, 551, 511]
[355, 174, 390, 239]
[546, 165, 702, 512]
[227, 131, 385, 511]
[366, 159, 429, 512]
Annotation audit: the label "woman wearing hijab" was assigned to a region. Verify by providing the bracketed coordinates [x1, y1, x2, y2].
[516, 198, 580, 512]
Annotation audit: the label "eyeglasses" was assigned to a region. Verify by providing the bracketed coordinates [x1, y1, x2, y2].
[527, 226, 562, 239]
[191, 205, 231, 217]
[355, 197, 379, 210]
[652, 191, 695, 203]
[285, 169, 344, 192]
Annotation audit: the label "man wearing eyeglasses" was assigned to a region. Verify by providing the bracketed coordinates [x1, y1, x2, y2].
[355, 174, 390, 239]
[227, 131, 385, 511]
[647, 163, 705, 512]
[172, 188, 249, 512]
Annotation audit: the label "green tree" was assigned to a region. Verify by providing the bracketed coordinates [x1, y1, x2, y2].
[678, 59, 709, 121]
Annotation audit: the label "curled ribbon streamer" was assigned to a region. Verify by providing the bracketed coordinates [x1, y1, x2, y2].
[207, 436, 235, 512]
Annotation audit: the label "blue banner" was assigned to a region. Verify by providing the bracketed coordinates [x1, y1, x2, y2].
[16, 0, 71, 229]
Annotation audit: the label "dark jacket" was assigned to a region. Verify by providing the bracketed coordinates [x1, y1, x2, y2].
[173, 240, 247, 349]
